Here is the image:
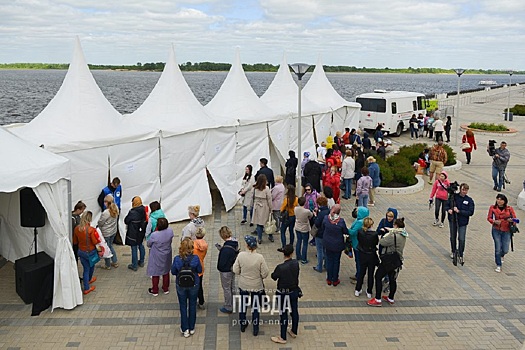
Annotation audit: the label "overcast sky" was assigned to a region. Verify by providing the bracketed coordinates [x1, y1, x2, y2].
[1, 0, 524, 70]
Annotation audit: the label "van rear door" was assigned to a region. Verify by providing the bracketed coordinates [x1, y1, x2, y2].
[356, 97, 386, 130]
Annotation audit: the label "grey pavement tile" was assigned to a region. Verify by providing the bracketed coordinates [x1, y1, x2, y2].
[500, 286, 512, 290]
[304, 325, 317, 330]
[505, 273, 517, 276]
[124, 337, 137, 342]
[435, 332, 449, 337]
[66, 342, 80, 347]
[483, 327, 497, 332]
[333, 342, 347, 348]
[385, 337, 399, 342]
[7, 348, 21, 350]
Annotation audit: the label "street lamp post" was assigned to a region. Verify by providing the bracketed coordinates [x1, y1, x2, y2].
[289, 63, 311, 196]
[454, 69, 465, 146]
[507, 70, 513, 121]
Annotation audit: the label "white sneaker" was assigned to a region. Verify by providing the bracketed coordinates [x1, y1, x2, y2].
[433, 220, 439, 226]
[366, 292, 372, 298]
[354, 290, 361, 297]
[495, 266, 501, 273]
[439, 222, 444, 228]
[183, 330, 190, 338]
[450, 253, 454, 259]
[501, 257, 504, 263]
[190, 329, 196, 335]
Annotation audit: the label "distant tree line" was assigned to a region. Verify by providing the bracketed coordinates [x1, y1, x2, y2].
[0, 62, 522, 75]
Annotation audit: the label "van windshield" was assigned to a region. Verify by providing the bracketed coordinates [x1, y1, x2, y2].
[356, 98, 386, 113]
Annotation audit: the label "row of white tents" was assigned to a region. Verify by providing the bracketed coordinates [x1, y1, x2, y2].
[0, 38, 360, 310]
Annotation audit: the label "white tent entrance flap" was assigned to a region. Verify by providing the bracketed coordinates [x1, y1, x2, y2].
[235, 123, 271, 188]
[160, 131, 212, 222]
[205, 127, 238, 211]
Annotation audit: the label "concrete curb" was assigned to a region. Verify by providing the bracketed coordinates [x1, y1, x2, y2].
[376, 160, 462, 195]
[376, 174, 425, 195]
[460, 124, 518, 136]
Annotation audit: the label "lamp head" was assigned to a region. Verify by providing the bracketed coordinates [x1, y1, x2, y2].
[289, 63, 311, 80]
[454, 68, 465, 77]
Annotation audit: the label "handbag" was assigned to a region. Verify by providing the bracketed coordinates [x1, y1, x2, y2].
[380, 232, 402, 272]
[461, 142, 471, 150]
[264, 215, 274, 235]
[85, 227, 101, 267]
[310, 224, 319, 238]
[297, 287, 303, 298]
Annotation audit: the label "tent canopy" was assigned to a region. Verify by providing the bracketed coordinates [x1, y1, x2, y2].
[0, 126, 82, 311]
[126, 46, 230, 136]
[205, 48, 284, 125]
[12, 37, 158, 152]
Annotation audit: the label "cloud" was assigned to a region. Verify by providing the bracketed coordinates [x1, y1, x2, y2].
[0, 0, 523, 69]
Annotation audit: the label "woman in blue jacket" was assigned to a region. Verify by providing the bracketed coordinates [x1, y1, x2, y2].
[367, 156, 381, 206]
[321, 205, 348, 286]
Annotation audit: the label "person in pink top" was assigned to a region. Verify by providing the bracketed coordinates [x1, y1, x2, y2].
[271, 176, 286, 233]
[429, 171, 450, 228]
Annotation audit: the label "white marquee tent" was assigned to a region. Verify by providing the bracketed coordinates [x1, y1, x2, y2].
[126, 47, 238, 221]
[0, 126, 82, 311]
[205, 49, 285, 189]
[11, 38, 161, 240]
[303, 58, 361, 143]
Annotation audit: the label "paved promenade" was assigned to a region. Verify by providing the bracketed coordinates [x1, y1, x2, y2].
[1, 86, 524, 349]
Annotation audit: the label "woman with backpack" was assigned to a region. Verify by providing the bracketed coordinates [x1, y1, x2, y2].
[171, 237, 202, 338]
[487, 194, 518, 273]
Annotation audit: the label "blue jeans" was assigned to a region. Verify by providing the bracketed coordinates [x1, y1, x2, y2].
[343, 178, 352, 198]
[177, 284, 199, 332]
[410, 126, 419, 138]
[315, 237, 325, 271]
[492, 164, 505, 190]
[104, 234, 118, 267]
[277, 290, 299, 340]
[280, 216, 296, 248]
[295, 231, 309, 261]
[256, 224, 263, 241]
[131, 242, 145, 268]
[242, 206, 253, 221]
[353, 248, 361, 279]
[358, 194, 369, 208]
[239, 289, 264, 332]
[325, 250, 342, 283]
[449, 219, 467, 257]
[78, 249, 95, 291]
[492, 228, 511, 267]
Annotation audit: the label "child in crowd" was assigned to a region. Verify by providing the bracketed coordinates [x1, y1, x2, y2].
[216, 226, 239, 314]
[194, 227, 208, 309]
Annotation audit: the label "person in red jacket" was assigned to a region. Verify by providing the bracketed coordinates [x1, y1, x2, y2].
[324, 166, 341, 203]
[462, 129, 477, 164]
[487, 194, 517, 273]
[73, 211, 101, 295]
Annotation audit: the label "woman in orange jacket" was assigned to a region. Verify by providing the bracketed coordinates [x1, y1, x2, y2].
[73, 211, 101, 295]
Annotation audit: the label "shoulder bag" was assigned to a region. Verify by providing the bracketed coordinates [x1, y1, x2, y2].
[264, 215, 275, 235]
[380, 232, 402, 272]
[85, 227, 100, 267]
[310, 224, 319, 238]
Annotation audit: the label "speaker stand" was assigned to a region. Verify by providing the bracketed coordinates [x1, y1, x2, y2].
[33, 227, 38, 263]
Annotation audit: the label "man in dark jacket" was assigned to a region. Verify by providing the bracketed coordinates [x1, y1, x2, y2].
[489, 141, 510, 192]
[444, 183, 475, 265]
[303, 159, 322, 193]
[255, 158, 275, 188]
[217, 226, 239, 314]
[270, 244, 300, 344]
[284, 150, 298, 186]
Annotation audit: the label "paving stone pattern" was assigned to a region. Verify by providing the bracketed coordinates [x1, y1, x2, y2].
[1, 88, 524, 349]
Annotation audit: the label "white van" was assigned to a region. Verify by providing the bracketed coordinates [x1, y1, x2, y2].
[356, 90, 428, 136]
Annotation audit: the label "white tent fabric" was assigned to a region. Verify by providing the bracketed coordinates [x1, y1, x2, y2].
[205, 49, 282, 189]
[0, 127, 82, 311]
[303, 58, 361, 142]
[126, 47, 237, 219]
[11, 38, 161, 238]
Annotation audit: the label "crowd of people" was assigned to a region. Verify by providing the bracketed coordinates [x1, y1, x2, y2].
[67, 117, 518, 344]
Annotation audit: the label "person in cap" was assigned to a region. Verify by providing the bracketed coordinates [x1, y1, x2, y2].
[270, 244, 301, 344]
[232, 236, 269, 336]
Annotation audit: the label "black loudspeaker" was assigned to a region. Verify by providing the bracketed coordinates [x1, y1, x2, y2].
[15, 252, 54, 304]
[20, 187, 46, 228]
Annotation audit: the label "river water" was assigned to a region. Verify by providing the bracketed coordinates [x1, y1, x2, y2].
[0, 70, 519, 125]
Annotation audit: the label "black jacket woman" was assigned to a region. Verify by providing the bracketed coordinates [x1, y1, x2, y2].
[125, 196, 147, 271]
